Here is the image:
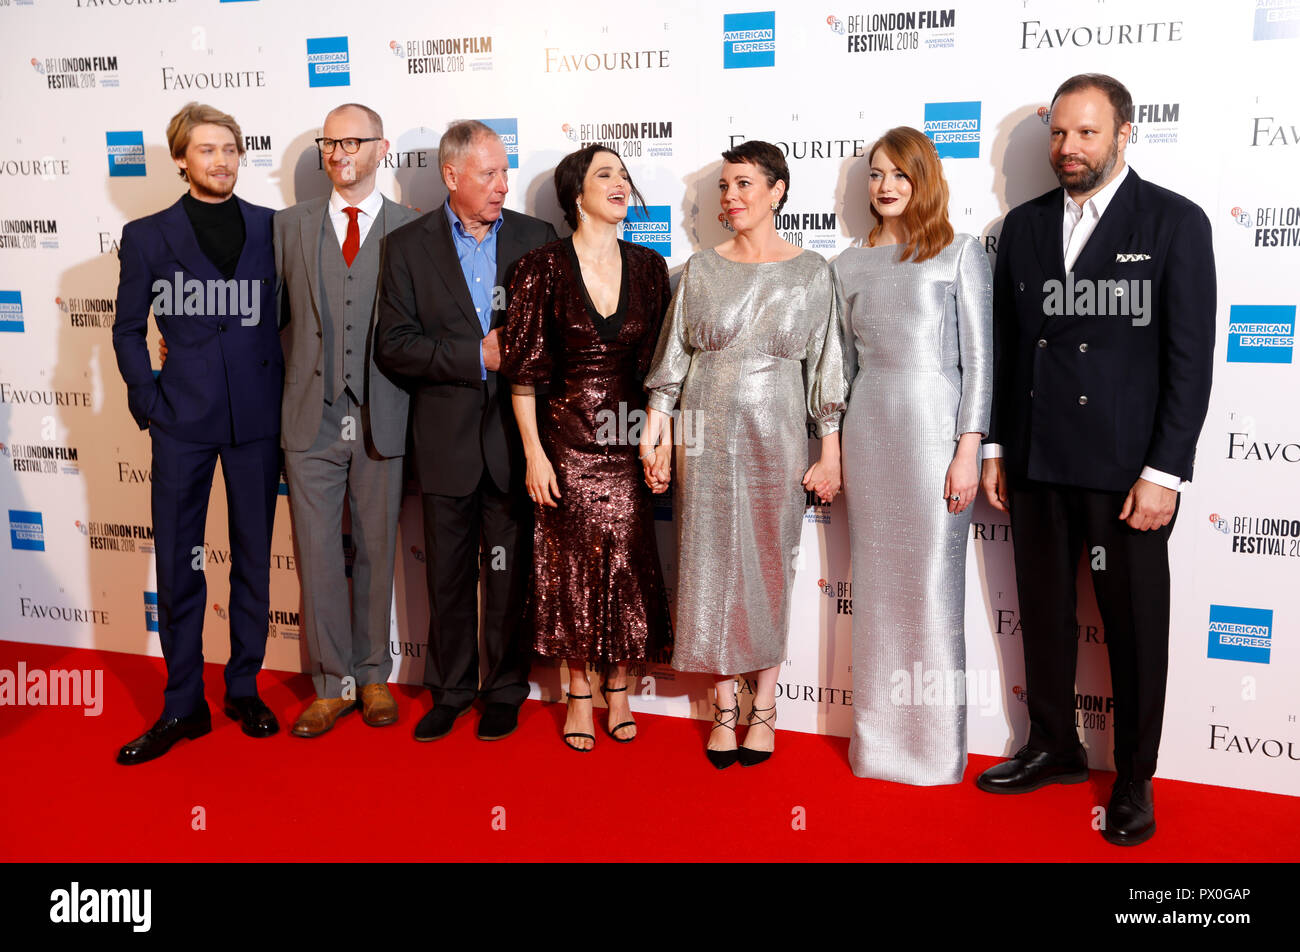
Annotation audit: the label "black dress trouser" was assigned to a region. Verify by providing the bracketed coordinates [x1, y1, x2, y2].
[1009, 479, 1177, 782]
[420, 468, 532, 710]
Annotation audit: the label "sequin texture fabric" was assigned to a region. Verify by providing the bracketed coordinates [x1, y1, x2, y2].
[645, 249, 845, 674]
[501, 237, 674, 665]
[834, 234, 992, 785]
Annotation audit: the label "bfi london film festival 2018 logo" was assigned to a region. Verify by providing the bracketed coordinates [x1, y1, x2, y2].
[832, 7, 957, 52]
[390, 32, 494, 74]
[1208, 510, 1300, 559]
[1230, 202, 1300, 248]
[562, 119, 674, 159]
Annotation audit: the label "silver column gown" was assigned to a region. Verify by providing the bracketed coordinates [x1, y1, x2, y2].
[834, 234, 992, 785]
[645, 249, 846, 674]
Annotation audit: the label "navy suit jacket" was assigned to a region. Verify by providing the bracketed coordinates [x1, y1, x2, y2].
[987, 169, 1216, 492]
[112, 195, 283, 444]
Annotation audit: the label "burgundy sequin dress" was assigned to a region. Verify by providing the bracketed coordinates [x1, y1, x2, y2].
[500, 236, 674, 665]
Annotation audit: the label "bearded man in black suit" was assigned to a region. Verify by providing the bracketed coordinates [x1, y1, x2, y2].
[977, 74, 1216, 847]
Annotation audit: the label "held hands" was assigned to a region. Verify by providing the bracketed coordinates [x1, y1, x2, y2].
[1119, 477, 1177, 531]
[640, 440, 671, 494]
[525, 451, 561, 508]
[481, 328, 502, 373]
[802, 456, 841, 504]
[981, 457, 1008, 513]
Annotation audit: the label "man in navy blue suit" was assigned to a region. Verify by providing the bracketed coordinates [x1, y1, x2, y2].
[977, 75, 1215, 845]
[112, 102, 284, 764]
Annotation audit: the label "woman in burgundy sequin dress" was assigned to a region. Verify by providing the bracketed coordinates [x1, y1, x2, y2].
[501, 145, 673, 752]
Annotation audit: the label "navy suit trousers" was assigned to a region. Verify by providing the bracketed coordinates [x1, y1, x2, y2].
[150, 425, 279, 717]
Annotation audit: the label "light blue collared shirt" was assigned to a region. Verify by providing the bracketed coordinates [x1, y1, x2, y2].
[446, 200, 502, 380]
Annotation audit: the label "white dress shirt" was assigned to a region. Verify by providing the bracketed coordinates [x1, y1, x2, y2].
[327, 186, 383, 250]
[985, 164, 1183, 492]
[1062, 163, 1128, 272]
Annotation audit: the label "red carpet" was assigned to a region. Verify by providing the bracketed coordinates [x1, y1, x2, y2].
[1, 639, 1295, 862]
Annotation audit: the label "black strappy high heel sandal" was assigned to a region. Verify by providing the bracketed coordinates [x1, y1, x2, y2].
[600, 683, 636, 743]
[563, 692, 595, 752]
[707, 702, 741, 769]
[738, 703, 776, 767]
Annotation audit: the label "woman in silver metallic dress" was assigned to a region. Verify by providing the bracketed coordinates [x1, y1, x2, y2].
[641, 141, 846, 769]
[834, 126, 992, 785]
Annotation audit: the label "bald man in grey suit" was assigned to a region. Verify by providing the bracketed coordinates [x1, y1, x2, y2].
[276, 103, 420, 736]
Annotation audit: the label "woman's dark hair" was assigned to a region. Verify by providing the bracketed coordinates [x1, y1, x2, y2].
[554, 144, 647, 231]
[720, 139, 790, 213]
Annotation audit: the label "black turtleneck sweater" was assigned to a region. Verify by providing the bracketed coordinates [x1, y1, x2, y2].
[182, 192, 245, 279]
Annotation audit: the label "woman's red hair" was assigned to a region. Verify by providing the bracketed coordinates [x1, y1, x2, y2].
[866, 126, 954, 262]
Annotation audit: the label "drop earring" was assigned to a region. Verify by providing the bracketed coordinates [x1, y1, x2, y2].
[576, 199, 589, 225]
[717, 211, 734, 233]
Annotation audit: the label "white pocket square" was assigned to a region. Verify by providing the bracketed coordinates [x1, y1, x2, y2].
[1115, 253, 1151, 262]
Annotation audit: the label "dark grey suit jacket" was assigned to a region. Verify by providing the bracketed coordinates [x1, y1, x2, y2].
[374, 205, 556, 497]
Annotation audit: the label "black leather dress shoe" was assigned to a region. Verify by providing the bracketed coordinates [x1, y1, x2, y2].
[414, 704, 470, 742]
[477, 703, 519, 740]
[1102, 778, 1156, 846]
[117, 706, 212, 765]
[222, 693, 279, 737]
[975, 744, 1089, 794]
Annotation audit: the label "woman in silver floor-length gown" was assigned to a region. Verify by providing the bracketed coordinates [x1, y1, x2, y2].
[641, 140, 844, 769]
[836, 127, 992, 786]
[644, 249, 845, 674]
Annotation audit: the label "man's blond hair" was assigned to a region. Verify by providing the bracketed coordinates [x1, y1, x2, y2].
[166, 101, 244, 180]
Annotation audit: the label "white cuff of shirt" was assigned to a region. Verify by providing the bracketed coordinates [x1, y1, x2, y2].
[1139, 466, 1184, 492]
[981, 446, 1182, 491]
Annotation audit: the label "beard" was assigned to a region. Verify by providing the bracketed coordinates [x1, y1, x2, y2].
[1054, 136, 1119, 193]
[190, 170, 236, 200]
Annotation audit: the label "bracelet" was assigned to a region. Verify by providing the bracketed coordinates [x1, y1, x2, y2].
[639, 452, 655, 461]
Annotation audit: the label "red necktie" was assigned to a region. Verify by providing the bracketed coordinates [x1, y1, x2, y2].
[342, 206, 360, 267]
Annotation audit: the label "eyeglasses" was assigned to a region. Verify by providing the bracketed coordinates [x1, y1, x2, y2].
[315, 137, 382, 155]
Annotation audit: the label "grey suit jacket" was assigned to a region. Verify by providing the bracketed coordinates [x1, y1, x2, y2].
[274, 194, 421, 457]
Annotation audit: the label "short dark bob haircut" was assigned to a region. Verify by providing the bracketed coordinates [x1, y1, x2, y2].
[720, 139, 790, 213]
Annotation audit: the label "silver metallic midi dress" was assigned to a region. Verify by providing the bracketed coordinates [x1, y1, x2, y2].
[645, 249, 846, 675]
[834, 234, 992, 785]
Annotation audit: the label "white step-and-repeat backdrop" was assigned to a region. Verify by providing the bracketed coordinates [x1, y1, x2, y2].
[1, 0, 1296, 796]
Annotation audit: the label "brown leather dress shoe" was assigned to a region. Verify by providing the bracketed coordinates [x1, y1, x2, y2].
[360, 683, 399, 727]
[291, 697, 357, 738]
